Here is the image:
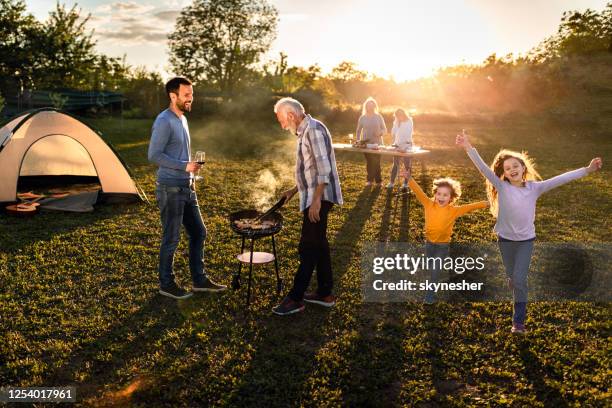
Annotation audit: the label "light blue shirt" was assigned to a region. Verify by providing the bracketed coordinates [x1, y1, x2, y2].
[148, 109, 192, 186]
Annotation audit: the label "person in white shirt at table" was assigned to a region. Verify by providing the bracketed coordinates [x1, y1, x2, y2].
[387, 108, 414, 190]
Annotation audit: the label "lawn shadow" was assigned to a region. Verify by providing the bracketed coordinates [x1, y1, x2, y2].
[423, 305, 465, 400]
[397, 192, 411, 242]
[378, 187, 413, 243]
[0, 203, 137, 252]
[88, 186, 385, 405]
[332, 185, 381, 266]
[378, 188, 395, 242]
[39, 294, 187, 400]
[518, 341, 568, 407]
[337, 303, 410, 406]
[211, 186, 382, 404]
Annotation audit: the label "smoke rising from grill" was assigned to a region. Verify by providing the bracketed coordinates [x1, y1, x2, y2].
[189, 117, 296, 210]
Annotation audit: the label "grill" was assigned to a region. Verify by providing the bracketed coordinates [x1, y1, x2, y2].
[229, 209, 284, 306]
[229, 210, 283, 238]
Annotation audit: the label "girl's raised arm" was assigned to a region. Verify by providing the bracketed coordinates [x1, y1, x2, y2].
[456, 133, 504, 190]
[535, 157, 602, 195]
[403, 175, 431, 206]
[454, 200, 489, 217]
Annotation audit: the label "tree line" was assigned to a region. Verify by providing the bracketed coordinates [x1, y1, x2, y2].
[1, 0, 610, 120]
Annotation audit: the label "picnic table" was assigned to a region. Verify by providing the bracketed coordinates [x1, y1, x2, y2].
[332, 143, 430, 158]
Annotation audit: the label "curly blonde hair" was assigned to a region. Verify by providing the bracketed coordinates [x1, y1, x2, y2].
[487, 149, 542, 217]
[432, 178, 462, 203]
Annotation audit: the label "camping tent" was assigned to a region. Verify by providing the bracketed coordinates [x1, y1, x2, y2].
[0, 108, 143, 204]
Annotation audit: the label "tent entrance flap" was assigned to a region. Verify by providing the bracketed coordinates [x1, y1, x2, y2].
[20, 134, 97, 177]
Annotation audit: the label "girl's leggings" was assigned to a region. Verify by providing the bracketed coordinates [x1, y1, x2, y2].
[425, 241, 450, 303]
[497, 237, 535, 325]
[389, 157, 412, 184]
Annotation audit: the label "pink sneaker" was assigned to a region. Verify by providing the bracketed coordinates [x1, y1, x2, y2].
[511, 323, 527, 334]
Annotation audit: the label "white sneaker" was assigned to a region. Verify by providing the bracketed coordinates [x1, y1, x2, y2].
[386, 183, 394, 189]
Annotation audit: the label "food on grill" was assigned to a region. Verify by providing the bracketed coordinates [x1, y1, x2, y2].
[234, 218, 276, 230]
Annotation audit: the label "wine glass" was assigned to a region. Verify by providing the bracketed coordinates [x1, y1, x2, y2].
[348, 133, 354, 145]
[194, 151, 205, 181]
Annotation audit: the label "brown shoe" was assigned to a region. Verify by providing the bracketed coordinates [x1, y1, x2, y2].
[303, 292, 336, 307]
[272, 296, 305, 316]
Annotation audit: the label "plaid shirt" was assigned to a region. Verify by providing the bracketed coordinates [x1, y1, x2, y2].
[295, 115, 343, 212]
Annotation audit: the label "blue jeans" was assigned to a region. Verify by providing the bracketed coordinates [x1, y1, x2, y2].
[389, 157, 412, 185]
[155, 183, 207, 288]
[498, 237, 535, 325]
[424, 241, 450, 303]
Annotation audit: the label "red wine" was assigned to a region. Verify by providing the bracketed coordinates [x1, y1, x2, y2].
[196, 161, 205, 165]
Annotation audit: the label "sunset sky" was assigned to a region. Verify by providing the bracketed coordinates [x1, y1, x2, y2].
[25, 0, 609, 81]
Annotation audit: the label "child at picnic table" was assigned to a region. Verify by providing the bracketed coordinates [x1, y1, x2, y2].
[400, 170, 488, 303]
[456, 131, 603, 334]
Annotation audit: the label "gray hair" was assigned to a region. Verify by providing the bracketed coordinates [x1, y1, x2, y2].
[274, 97, 305, 116]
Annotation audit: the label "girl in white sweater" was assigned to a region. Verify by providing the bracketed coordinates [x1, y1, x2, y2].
[387, 108, 413, 190]
[456, 132, 602, 334]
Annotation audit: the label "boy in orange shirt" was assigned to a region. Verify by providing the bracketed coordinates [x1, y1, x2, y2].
[402, 172, 488, 303]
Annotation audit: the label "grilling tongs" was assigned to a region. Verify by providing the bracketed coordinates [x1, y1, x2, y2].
[254, 196, 287, 221]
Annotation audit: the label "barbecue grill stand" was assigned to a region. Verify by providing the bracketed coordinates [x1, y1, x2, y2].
[230, 209, 284, 307]
[233, 235, 283, 306]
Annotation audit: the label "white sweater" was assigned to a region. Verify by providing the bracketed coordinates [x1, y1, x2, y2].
[467, 147, 588, 241]
[391, 119, 413, 150]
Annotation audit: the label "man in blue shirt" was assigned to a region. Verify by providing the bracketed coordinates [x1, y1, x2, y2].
[148, 77, 226, 299]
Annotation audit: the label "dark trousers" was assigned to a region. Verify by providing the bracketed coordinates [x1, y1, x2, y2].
[364, 153, 382, 183]
[155, 183, 207, 288]
[289, 201, 334, 301]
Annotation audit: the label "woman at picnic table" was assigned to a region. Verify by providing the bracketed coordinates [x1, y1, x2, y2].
[356, 97, 387, 186]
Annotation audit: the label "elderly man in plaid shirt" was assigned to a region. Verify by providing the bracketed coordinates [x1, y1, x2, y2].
[272, 97, 343, 316]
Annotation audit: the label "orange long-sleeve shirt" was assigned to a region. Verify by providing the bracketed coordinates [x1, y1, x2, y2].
[408, 178, 488, 243]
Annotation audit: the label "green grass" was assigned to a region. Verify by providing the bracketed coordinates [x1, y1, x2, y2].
[0, 116, 610, 407]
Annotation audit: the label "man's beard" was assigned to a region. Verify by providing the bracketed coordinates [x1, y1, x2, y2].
[177, 100, 192, 112]
[284, 120, 298, 134]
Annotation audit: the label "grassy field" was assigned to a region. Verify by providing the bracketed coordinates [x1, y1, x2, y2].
[1, 115, 610, 407]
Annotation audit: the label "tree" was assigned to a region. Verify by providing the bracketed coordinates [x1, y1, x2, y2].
[0, 0, 41, 94]
[329, 61, 367, 82]
[530, 3, 612, 61]
[169, 0, 278, 96]
[328, 61, 370, 104]
[35, 2, 99, 89]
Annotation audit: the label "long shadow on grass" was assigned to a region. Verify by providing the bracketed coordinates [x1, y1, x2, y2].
[518, 342, 568, 407]
[333, 303, 409, 406]
[218, 186, 381, 405]
[378, 188, 411, 243]
[423, 305, 465, 401]
[398, 192, 411, 242]
[39, 294, 186, 400]
[120, 187, 382, 405]
[378, 188, 394, 242]
[0, 204, 135, 252]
